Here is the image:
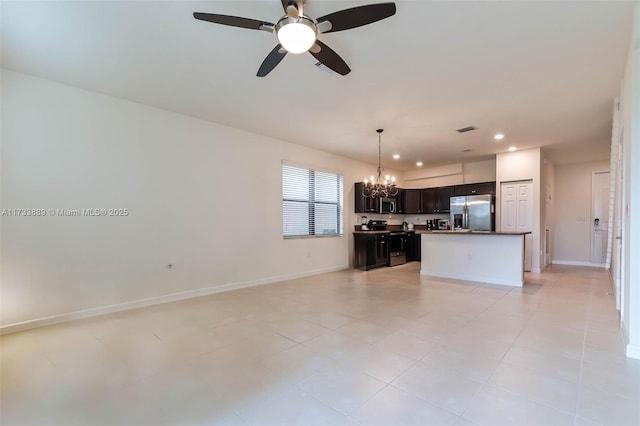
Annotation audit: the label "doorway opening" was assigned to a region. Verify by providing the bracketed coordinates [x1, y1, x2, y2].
[591, 171, 610, 266]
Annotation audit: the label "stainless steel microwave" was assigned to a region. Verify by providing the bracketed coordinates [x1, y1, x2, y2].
[379, 198, 396, 214]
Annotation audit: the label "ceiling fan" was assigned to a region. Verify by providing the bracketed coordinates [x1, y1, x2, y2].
[193, 1, 396, 77]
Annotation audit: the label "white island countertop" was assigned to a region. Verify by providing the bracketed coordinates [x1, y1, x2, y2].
[419, 231, 530, 287]
[417, 230, 531, 236]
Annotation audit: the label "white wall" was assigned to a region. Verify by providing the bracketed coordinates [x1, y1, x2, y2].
[462, 159, 497, 184]
[401, 159, 496, 189]
[618, 3, 640, 359]
[0, 70, 394, 329]
[553, 160, 610, 264]
[496, 148, 542, 272]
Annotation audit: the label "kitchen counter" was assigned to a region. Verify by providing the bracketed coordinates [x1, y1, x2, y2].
[420, 231, 528, 287]
[417, 230, 531, 236]
[352, 230, 393, 234]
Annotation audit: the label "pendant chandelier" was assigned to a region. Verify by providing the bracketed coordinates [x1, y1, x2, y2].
[363, 129, 398, 198]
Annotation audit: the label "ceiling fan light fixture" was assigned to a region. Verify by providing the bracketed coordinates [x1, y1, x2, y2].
[276, 16, 317, 54]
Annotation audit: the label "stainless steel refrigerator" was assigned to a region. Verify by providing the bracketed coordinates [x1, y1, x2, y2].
[450, 195, 495, 231]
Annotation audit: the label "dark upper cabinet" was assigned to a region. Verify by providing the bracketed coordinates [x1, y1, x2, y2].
[419, 187, 453, 213]
[454, 181, 496, 196]
[355, 182, 495, 214]
[395, 189, 406, 214]
[354, 182, 378, 213]
[405, 189, 422, 214]
[421, 189, 436, 213]
[435, 186, 455, 213]
[475, 181, 496, 194]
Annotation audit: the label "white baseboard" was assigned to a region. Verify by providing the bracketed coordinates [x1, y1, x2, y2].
[552, 260, 606, 268]
[420, 270, 523, 287]
[627, 343, 640, 360]
[530, 268, 541, 273]
[0, 265, 348, 335]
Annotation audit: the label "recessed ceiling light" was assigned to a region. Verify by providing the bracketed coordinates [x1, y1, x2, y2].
[416, 162, 423, 167]
[508, 146, 517, 152]
[494, 134, 505, 140]
[393, 154, 400, 160]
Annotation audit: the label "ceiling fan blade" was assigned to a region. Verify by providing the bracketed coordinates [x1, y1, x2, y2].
[257, 44, 288, 77]
[193, 12, 273, 30]
[317, 3, 396, 33]
[309, 40, 351, 76]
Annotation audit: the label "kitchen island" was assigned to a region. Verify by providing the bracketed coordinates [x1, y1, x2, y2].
[417, 230, 530, 287]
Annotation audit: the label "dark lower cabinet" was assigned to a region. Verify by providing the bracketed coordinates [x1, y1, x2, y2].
[408, 233, 421, 261]
[354, 233, 389, 270]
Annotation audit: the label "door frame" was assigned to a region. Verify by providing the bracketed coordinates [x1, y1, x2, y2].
[590, 170, 610, 266]
[616, 128, 626, 313]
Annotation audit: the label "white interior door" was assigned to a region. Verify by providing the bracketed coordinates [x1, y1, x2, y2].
[501, 181, 533, 271]
[591, 171, 610, 265]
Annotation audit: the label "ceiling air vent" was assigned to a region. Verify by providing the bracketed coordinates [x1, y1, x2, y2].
[456, 126, 477, 133]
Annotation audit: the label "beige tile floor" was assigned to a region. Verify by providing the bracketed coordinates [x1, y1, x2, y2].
[1, 264, 639, 426]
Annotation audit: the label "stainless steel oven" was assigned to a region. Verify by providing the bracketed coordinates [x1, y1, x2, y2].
[389, 231, 407, 266]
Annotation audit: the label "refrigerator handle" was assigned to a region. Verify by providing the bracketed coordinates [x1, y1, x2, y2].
[463, 205, 468, 229]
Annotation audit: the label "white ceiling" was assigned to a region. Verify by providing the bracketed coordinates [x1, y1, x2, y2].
[1, 1, 635, 170]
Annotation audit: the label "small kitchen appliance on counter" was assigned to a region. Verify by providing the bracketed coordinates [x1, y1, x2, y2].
[367, 220, 387, 231]
[438, 219, 450, 230]
[361, 216, 368, 230]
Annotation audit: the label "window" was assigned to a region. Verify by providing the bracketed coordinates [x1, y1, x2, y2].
[282, 163, 343, 238]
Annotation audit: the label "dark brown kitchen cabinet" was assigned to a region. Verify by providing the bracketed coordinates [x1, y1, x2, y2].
[420, 186, 453, 213]
[354, 232, 389, 270]
[405, 189, 422, 214]
[454, 181, 496, 196]
[421, 188, 436, 213]
[355, 182, 493, 214]
[394, 189, 406, 214]
[354, 182, 378, 213]
[435, 186, 455, 213]
[407, 232, 421, 261]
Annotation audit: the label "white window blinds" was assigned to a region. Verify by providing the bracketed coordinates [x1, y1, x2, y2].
[282, 163, 343, 238]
